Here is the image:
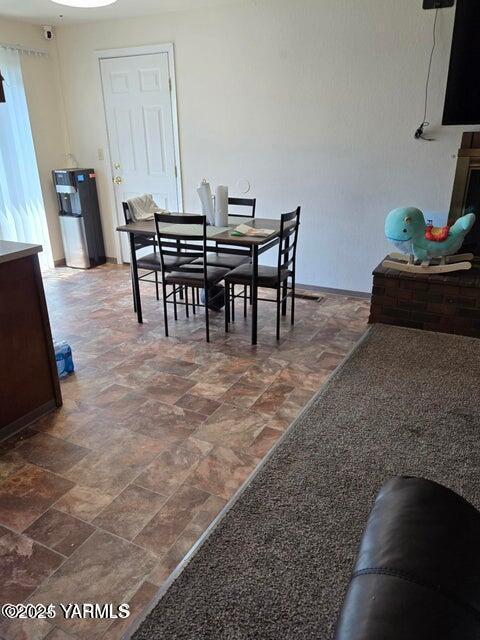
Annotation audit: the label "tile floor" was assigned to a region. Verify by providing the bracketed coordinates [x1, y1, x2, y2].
[0, 265, 369, 640]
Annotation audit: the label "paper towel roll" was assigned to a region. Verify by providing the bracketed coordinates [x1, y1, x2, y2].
[197, 180, 214, 225]
[215, 185, 229, 227]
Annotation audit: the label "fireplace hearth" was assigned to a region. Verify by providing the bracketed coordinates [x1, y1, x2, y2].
[369, 131, 480, 338]
[369, 260, 480, 338]
[449, 132, 480, 256]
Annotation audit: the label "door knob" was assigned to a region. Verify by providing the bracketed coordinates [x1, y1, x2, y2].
[113, 176, 123, 185]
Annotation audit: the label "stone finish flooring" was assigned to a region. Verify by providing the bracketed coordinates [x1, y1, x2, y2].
[0, 265, 369, 640]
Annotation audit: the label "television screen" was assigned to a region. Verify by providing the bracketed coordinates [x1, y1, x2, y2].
[443, 0, 480, 125]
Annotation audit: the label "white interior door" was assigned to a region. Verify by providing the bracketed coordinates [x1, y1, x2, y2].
[100, 52, 180, 262]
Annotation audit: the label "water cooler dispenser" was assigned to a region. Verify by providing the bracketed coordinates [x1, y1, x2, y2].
[53, 169, 106, 269]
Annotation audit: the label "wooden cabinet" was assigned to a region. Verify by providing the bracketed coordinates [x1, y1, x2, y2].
[0, 241, 62, 440]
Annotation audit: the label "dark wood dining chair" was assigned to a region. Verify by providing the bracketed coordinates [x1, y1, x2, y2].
[193, 197, 257, 271]
[185, 196, 256, 312]
[224, 207, 301, 340]
[123, 202, 194, 313]
[154, 213, 230, 342]
[122, 202, 160, 307]
[228, 197, 256, 219]
[222, 197, 257, 316]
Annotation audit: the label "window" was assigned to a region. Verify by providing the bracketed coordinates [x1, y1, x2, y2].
[0, 47, 53, 269]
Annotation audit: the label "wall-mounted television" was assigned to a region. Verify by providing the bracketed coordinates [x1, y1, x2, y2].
[443, 0, 480, 125]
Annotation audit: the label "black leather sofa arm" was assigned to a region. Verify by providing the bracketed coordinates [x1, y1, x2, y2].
[333, 476, 480, 640]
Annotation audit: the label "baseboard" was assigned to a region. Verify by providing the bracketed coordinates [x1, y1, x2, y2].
[0, 399, 58, 442]
[296, 282, 370, 299]
[54, 257, 118, 267]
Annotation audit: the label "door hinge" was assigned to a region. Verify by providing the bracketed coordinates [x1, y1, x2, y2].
[174, 165, 178, 178]
[169, 77, 172, 93]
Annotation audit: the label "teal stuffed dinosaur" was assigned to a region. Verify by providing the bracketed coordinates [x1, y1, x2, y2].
[383, 207, 476, 274]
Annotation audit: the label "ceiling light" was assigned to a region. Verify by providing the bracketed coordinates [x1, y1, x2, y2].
[51, 0, 118, 7]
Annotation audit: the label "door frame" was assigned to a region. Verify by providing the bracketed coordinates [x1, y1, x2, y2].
[95, 43, 183, 264]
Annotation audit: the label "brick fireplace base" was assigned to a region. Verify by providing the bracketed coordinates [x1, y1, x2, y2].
[369, 259, 480, 338]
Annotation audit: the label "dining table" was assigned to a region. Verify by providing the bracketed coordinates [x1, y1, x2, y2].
[116, 215, 283, 345]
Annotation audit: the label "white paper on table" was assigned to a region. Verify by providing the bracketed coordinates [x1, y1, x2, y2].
[232, 223, 275, 237]
[197, 180, 214, 225]
[215, 185, 229, 227]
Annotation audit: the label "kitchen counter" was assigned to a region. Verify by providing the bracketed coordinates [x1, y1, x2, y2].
[0, 240, 43, 265]
[0, 241, 62, 439]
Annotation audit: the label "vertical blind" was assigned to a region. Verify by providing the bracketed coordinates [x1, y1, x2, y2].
[0, 47, 53, 269]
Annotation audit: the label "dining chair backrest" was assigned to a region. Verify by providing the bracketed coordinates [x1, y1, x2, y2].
[123, 201, 158, 252]
[228, 197, 256, 218]
[277, 207, 301, 276]
[154, 213, 208, 276]
[122, 202, 133, 224]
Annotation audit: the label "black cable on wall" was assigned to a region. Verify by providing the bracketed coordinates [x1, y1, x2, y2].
[414, 8, 439, 141]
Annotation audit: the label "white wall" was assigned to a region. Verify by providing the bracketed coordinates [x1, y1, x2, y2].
[0, 18, 67, 262]
[54, 0, 477, 291]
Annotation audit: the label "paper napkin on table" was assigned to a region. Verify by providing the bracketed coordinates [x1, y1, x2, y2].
[231, 223, 275, 237]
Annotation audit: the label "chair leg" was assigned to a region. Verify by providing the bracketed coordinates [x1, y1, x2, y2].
[225, 282, 230, 332]
[231, 284, 235, 322]
[192, 287, 196, 314]
[173, 286, 178, 321]
[244, 285, 247, 318]
[185, 287, 189, 318]
[179, 286, 184, 300]
[155, 271, 159, 301]
[291, 276, 296, 325]
[130, 263, 137, 312]
[205, 287, 210, 342]
[276, 285, 281, 341]
[281, 278, 288, 316]
[196, 289, 200, 305]
[161, 281, 169, 337]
